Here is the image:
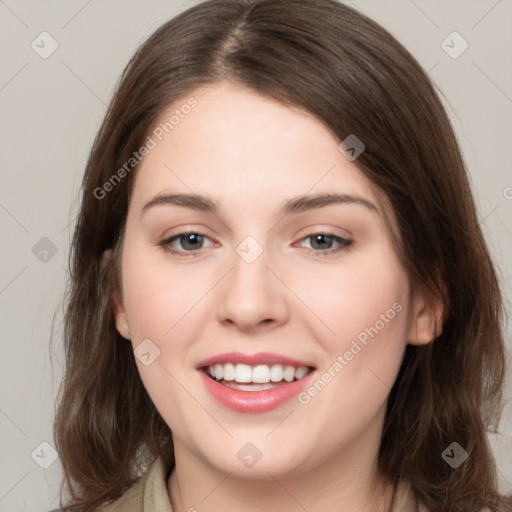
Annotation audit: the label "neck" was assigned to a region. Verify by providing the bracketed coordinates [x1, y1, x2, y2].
[167, 412, 396, 512]
[170, 460, 395, 512]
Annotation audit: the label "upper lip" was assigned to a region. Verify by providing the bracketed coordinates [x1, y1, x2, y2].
[196, 351, 315, 369]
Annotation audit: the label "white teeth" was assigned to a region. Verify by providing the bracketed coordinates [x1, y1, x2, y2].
[283, 366, 295, 382]
[235, 364, 252, 383]
[294, 366, 309, 380]
[270, 364, 284, 382]
[214, 363, 223, 380]
[223, 363, 235, 381]
[252, 365, 270, 383]
[206, 363, 312, 384]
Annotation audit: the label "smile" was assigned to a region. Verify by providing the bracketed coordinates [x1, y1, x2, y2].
[199, 364, 316, 413]
[203, 363, 313, 390]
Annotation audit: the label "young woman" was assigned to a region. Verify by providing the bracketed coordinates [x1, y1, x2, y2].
[53, 0, 511, 511]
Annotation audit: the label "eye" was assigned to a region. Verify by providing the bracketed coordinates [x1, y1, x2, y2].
[159, 231, 353, 258]
[297, 233, 353, 256]
[159, 232, 214, 257]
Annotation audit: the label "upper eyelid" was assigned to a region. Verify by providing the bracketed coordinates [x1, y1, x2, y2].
[161, 222, 352, 240]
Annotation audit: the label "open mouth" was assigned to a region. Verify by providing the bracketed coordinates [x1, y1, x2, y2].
[201, 363, 315, 391]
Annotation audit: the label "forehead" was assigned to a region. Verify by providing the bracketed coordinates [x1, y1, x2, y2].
[129, 81, 382, 216]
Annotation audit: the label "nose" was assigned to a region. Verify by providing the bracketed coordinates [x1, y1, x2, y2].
[216, 244, 290, 333]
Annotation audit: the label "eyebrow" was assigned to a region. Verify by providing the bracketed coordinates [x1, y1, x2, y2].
[140, 192, 378, 218]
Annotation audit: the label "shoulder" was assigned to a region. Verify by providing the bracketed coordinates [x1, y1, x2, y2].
[99, 474, 146, 512]
[100, 457, 171, 512]
[392, 480, 430, 512]
[391, 481, 509, 512]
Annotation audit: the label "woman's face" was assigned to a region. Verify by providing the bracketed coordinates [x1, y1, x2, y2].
[113, 81, 436, 478]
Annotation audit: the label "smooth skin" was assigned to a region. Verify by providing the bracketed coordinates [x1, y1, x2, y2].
[109, 81, 443, 512]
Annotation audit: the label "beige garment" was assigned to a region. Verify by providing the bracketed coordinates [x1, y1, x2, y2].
[100, 457, 428, 512]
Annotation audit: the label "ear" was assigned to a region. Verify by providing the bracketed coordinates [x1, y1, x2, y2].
[406, 286, 444, 346]
[101, 248, 131, 340]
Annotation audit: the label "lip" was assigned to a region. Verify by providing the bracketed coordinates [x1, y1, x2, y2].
[199, 368, 316, 413]
[196, 351, 314, 369]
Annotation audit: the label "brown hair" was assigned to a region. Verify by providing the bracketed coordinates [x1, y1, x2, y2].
[53, 0, 511, 510]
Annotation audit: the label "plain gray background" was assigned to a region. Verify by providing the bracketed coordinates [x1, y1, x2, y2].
[1, 1, 511, 510]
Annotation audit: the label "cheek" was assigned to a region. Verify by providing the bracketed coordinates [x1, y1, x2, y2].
[121, 242, 203, 340]
[295, 247, 410, 424]
[297, 247, 410, 351]
[119, 242, 210, 434]
[292, 247, 411, 424]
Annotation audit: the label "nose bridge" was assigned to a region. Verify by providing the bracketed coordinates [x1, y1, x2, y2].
[216, 235, 288, 330]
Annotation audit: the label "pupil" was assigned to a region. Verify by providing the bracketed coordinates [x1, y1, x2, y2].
[312, 234, 331, 249]
[183, 234, 202, 250]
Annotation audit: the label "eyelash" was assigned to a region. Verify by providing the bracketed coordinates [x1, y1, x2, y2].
[158, 231, 353, 258]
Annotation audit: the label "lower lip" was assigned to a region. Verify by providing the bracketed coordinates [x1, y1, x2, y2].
[199, 370, 316, 413]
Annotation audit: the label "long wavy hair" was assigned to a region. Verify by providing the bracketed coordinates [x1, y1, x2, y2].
[53, 0, 511, 510]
